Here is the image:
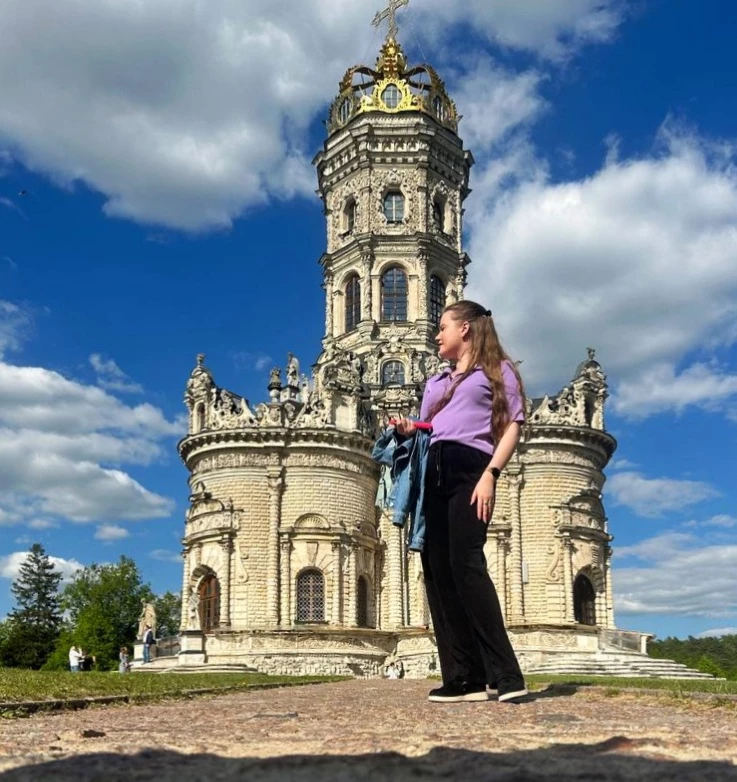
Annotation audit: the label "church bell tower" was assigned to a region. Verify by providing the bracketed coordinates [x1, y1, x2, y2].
[313, 5, 474, 419]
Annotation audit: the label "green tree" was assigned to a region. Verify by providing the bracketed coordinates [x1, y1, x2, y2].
[1, 544, 64, 669]
[52, 556, 153, 670]
[153, 591, 182, 638]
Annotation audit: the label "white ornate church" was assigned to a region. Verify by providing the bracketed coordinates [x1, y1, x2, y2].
[170, 8, 697, 680]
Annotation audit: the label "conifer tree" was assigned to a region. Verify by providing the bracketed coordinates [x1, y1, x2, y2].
[1, 543, 64, 669]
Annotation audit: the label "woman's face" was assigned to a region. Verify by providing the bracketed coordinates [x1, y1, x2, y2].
[436, 312, 468, 361]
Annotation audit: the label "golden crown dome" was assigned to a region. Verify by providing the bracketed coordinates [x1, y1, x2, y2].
[328, 37, 459, 134]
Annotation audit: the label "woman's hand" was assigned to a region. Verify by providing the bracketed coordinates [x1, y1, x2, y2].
[470, 472, 496, 523]
[395, 417, 417, 437]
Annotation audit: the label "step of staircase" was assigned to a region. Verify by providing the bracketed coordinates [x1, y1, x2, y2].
[527, 654, 714, 679]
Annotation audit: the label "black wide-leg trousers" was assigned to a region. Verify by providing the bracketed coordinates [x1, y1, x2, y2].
[421, 441, 525, 690]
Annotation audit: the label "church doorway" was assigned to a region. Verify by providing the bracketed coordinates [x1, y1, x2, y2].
[198, 574, 220, 632]
[573, 573, 596, 626]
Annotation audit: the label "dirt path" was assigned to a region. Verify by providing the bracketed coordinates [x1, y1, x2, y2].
[1, 680, 736, 780]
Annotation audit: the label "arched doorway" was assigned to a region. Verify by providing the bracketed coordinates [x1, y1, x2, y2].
[573, 573, 596, 626]
[198, 574, 220, 632]
[356, 576, 370, 628]
[296, 569, 325, 623]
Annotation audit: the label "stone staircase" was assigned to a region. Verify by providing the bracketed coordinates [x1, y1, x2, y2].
[131, 657, 257, 674]
[526, 653, 715, 680]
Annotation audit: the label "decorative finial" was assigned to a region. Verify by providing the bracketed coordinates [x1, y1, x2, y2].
[587, 347, 596, 362]
[372, 0, 410, 41]
[196, 353, 205, 368]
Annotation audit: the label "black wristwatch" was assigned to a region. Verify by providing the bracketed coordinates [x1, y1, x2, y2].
[486, 466, 501, 480]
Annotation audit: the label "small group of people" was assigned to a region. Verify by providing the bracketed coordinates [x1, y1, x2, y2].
[68, 645, 95, 672]
[388, 300, 529, 704]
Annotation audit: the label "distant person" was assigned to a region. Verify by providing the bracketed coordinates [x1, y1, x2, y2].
[119, 646, 131, 674]
[395, 301, 528, 704]
[80, 653, 96, 672]
[68, 644, 82, 673]
[142, 624, 156, 664]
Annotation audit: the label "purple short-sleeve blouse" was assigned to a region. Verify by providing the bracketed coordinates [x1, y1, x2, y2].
[419, 361, 525, 455]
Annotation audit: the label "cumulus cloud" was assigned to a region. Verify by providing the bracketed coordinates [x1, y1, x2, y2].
[0, 301, 32, 358]
[0, 355, 179, 526]
[466, 125, 737, 416]
[94, 524, 130, 543]
[607, 471, 720, 518]
[424, 0, 627, 59]
[0, 0, 627, 231]
[615, 531, 737, 617]
[0, 551, 83, 582]
[697, 627, 737, 638]
[90, 354, 144, 395]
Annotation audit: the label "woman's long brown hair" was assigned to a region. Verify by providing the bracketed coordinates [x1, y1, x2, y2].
[427, 301, 525, 446]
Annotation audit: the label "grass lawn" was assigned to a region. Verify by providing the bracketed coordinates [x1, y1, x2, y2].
[527, 674, 737, 695]
[0, 669, 343, 705]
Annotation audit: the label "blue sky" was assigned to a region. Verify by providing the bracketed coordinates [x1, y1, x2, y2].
[1, 0, 737, 641]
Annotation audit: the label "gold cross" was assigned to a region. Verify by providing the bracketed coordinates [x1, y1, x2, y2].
[372, 0, 410, 41]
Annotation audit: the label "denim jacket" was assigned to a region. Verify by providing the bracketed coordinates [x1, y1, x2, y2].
[371, 426, 431, 552]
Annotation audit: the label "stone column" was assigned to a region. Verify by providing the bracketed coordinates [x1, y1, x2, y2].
[562, 537, 574, 623]
[219, 536, 233, 627]
[266, 468, 284, 626]
[416, 250, 429, 321]
[179, 548, 190, 632]
[279, 538, 292, 627]
[388, 521, 404, 628]
[604, 545, 615, 628]
[361, 251, 373, 322]
[375, 548, 384, 630]
[346, 543, 358, 627]
[507, 471, 525, 623]
[495, 535, 509, 622]
[331, 541, 343, 625]
[324, 271, 334, 338]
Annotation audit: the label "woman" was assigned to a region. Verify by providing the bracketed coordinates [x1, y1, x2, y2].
[397, 301, 527, 704]
[119, 646, 131, 674]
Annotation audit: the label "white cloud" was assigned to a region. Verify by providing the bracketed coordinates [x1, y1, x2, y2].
[615, 531, 737, 617]
[466, 125, 737, 416]
[90, 354, 143, 394]
[0, 0, 626, 232]
[696, 627, 737, 639]
[231, 351, 274, 374]
[149, 549, 182, 564]
[424, 0, 627, 59]
[607, 471, 720, 518]
[0, 551, 83, 582]
[94, 524, 130, 543]
[609, 458, 638, 471]
[0, 301, 32, 358]
[0, 355, 178, 526]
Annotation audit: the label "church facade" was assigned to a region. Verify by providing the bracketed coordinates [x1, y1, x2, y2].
[175, 25, 649, 678]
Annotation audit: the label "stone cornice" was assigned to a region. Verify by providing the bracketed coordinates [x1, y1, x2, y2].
[523, 425, 617, 460]
[178, 427, 374, 465]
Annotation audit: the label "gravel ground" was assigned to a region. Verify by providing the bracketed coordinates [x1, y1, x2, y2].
[1, 680, 736, 780]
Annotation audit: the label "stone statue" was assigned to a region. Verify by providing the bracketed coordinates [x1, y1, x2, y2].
[286, 353, 300, 388]
[186, 588, 201, 631]
[137, 599, 157, 640]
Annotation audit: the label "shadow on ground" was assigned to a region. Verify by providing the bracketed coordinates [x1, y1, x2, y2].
[2, 741, 736, 781]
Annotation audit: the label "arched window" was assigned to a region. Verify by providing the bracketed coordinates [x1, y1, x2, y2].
[357, 576, 370, 628]
[198, 575, 220, 633]
[345, 275, 361, 332]
[382, 361, 405, 387]
[432, 199, 444, 232]
[196, 403, 206, 433]
[429, 276, 446, 328]
[381, 267, 408, 321]
[344, 198, 356, 234]
[381, 84, 401, 109]
[296, 569, 325, 623]
[574, 574, 596, 626]
[383, 191, 405, 224]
